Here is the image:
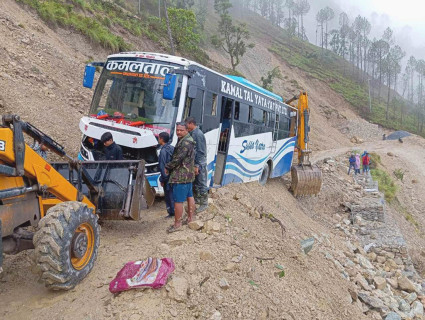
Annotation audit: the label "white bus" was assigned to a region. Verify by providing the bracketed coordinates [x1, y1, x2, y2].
[79, 52, 298, 194]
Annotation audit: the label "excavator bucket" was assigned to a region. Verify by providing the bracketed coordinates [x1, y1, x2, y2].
[290, 165, 322, 197]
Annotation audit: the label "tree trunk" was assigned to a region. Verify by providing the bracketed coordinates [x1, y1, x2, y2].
[163, 0, 175, 55]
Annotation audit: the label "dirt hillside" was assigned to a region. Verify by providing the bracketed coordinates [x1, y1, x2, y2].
[1, 1, 425, 320]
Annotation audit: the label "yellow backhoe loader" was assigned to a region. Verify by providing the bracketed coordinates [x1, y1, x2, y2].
[286, 92, 322, 196]
[0, 115, 151, 290]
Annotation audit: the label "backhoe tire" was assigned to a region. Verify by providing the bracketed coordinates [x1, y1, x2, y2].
[259, 163, 270, 186]
[33, 201, 100, 290]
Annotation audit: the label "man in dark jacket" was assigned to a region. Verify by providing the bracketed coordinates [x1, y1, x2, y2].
[101, 132, 123, 160]
[158, 132, 175, 218]
[165, 122, 195, 232]
[185, 117, 209, 213]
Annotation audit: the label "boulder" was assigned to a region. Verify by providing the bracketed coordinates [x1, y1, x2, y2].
[373, 277, 387, 290]
[387, 278, 398, 289]
[399, 299, 410, 313]
[398, 275, 417, 293]
[188, 220, 204, 231]
[210, 310, 222, 320]
[406, 292, 417, 304]
[167, 277, 189, 302]
[203, 221, 221, 234]
[358, 292, 385, 309]
[167, 234, 190, 246]
[356, 254, 374, 269]
[411, 301, 424, 317]
[385, 312, 401, 320]
[355, 274, 372, 291]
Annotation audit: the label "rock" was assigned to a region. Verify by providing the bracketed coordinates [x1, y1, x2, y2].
[348, 287, 358, 301]
[368, 252, 377, 262]
[169, 309, 178, 317]
[406, 292, 417, 304]
[398, 275, 417, 293]
[167, 235, 189, 246]
[223, 263, 239, 272]
[199, 251, 214, 261]
[377, 256, 386, 264]
[219, 278, 230, 290]
[387, 278, 398, 289]
[385, 259, 398, 271]
[188, 220, 204, 231]
[208, 198, 214, 205]
[196, 233, 208, 241]
[399, 299, 411, 313]
[411, 301, 424, 317]
[385, 312, 401, 320]
[231, 254, 243, 263]
[203, 221, 221, 234]
[343, 219, 351, 225]
[355, 274, 372, 291]
[387, 152, 394, 157]
[356, 254, 374, 269]
[233, 194, 241, 200]
[167, 277, 189, 302]
[210, 310, 222, 320]
[358, 292, 385, 309]
[374, 277, 387, 290]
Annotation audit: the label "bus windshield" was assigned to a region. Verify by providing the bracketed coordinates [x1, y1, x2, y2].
[90, 63, 182, 132]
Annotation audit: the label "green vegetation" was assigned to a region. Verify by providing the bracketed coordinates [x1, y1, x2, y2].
[393, 169, 404, 181]
[370, 168, 397, 202]
[369, 152, 381, 170]
[269, 41, 425, 138]
[16, 0, 132, 51]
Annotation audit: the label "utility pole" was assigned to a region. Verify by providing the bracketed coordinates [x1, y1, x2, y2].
[368, 78, 372, 112]
[158, 0, 161, 19]
[138, 0, 141, 14]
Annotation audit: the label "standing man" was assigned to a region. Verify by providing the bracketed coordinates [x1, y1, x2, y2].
[158, 132, 175, 218]
[165, 122, 196, 232]
[101, 132, 123, 160]
[185, 117, 209, 213]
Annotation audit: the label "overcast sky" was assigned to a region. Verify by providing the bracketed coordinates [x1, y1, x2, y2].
[304, 0, 425, 63]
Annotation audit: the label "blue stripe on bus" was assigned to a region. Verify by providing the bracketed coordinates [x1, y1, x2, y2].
[273, 141, 295, 161]
[226, 155, 264, 174]
[222, 173, 244, 185]
[225, 164, 263, 178]
[234, 153, 269, 166]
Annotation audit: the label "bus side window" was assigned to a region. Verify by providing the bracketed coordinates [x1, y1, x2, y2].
[252, 108, 264, 126]
[184, 88, 204, 125]
[204, 92, 218, 116]
[248, 106, 253, 123]
[234, 102, 240, 120]
[239, 103, 249, 123]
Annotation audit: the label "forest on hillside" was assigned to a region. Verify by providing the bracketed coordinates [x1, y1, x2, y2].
[15, 0, 425, 136]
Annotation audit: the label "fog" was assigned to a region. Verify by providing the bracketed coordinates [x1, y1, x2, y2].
[302, 0, 425, 62]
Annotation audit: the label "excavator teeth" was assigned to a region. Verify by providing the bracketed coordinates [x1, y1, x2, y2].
[290, 165, 322, 196]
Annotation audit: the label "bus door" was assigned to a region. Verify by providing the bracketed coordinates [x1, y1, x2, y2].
[213, 97, 234, 185]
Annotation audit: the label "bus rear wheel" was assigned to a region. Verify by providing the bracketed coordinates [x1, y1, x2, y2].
[259, 163, 270, 186]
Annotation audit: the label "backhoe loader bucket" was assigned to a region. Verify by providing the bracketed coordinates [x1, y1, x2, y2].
[52, 160, 150, 220]
[290, 165, 322, 196]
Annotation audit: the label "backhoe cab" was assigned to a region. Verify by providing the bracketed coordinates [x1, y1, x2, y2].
[0, 115, 150, 290]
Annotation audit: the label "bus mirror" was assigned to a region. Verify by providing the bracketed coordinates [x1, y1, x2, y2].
[83, 65, 96, 89]
[188, 86, 197, 99]
[163, 74, 178, 100]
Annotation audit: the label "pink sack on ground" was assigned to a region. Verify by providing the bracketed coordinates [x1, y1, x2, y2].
[109, 257, 175, 293]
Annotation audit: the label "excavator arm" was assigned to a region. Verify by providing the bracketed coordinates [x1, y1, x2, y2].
[287, 92, 322, 196]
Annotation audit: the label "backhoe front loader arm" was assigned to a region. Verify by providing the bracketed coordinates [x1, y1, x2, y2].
[0, 117, 94, 211]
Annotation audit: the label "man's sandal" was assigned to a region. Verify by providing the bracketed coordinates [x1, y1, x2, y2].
[167, 225, 182, 233]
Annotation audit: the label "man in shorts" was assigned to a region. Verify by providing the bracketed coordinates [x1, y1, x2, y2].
[165, 122, 196, 232]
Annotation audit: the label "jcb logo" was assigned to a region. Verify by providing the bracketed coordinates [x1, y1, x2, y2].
[0, 140, 5, 151]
